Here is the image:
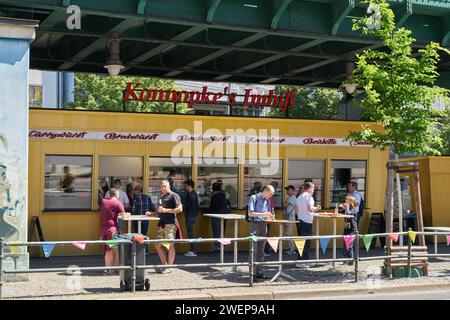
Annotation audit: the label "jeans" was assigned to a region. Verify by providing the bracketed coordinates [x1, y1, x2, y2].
[211, 218, 227, 250]
[297, 220, 313, 260]
[343, 217, 358, 259]
[133, 220, 148, 236]
[185, 215, 197, 252]
[264, 224, 272, 254]
[248, 222, 267, 276]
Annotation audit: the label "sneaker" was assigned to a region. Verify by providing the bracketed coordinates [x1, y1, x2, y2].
[184, 251, 197, 257]
[161, 268, 172, 274]
[154, 267, 163, 273]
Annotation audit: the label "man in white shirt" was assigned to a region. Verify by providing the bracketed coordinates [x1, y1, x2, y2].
[105, 179, 130, 233]
[347, 181, 363, 225]
[295, 182, 321, 262]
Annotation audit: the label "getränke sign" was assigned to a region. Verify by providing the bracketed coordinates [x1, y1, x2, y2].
[123, 83, 297, 111]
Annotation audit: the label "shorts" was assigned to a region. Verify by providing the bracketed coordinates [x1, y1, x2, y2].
[101, 228, 118, 253]
[156, 224, 177, 240]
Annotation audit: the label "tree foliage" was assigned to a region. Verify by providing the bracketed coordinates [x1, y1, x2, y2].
[67, 73, 187, 113]
[269, 86, 343, 119]
[345, 0, 449, 155]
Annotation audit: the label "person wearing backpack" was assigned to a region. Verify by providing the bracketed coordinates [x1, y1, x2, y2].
[346, 181, 364, 226]
[246, 185, 274, 281]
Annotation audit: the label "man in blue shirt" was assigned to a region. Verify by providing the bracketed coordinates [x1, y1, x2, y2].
[247, 185, 274, 281]
[131, 182, 155, 235]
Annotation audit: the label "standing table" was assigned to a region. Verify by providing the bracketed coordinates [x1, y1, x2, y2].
[118, 215, 160, 234]
[268, 219, 299, 282]
[311, 212, 353, 268]
[203, 213, 246, 270]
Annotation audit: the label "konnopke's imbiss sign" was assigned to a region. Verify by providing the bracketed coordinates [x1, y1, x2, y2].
[28, 129, 372, 147]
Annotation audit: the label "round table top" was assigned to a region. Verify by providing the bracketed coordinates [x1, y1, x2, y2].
[312, 212, 353, 219]
[118, 215, 160, 221]
[203, 213, 246, 220]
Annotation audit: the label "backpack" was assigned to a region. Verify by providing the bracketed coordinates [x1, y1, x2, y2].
[358, 196, 365, 218]
[245, 195, 272, 222]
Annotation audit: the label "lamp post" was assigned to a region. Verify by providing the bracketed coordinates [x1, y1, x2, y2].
[342, 83, 356, 120]
[104, 34, 124, 77]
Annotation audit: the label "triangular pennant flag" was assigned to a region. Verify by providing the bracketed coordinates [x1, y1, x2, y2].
[408, 230, 417, 243]
[72, 242, 87, 250]
[319, 237, 331, 254]
[294, 239, 306, 257]
[447, 235, 450, 246]
[267, 238, 279, 253]
[162, 242, 171, 250]
[389, 234, 399, 242]
[105, 240, 119, 248]
[343, 235, 356, 250]
[363, 235, 373, 252]
[42, 243, 56, 258]
[7, 244, 19, 254]
[133, 236, 145, 244]
[218, 239, 232, 246]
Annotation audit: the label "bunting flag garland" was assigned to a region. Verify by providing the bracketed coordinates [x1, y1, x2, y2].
[218, 239, 232, 246]
[267, 238, 279, 253]
[343, 235, 356, 250]
[294, 239, 306, 257]
[447, 235, 450, 246]
[162, 242, 171, 250]
[319, 237, 331, 254]
[408, 230, 417, 243]
[389, 234, 399, 242]
[72, 242, 87, 250]
[42, 243, 56, 258]
[105, 240, 119, 248]
[363, 235, 373, 252]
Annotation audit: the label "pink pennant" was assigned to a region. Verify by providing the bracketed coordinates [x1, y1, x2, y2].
[72, 242, 87, 251]
[447, 235, 450, 246]
[343, 235, 356, 250]
[218, 239, 231, 246]
[267, 238, 279, 253]
[389, 234, 399, 242]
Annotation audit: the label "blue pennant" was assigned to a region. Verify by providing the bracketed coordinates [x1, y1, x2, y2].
[320, 237, 331, 254]
[42, 243, 56, 258]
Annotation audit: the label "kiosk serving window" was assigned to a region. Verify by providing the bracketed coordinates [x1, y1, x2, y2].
[98, 156, 143, 206]
[44, 155, 92, 211]
[197, 158, 238, 208]
[244, 159, 283, 208]
[148, 157, 192, 205]
[330, 160, 366, 205]
[288, 159, 324, 206]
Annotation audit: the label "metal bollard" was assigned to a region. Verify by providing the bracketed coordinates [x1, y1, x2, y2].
[131, 240, 137, 293]
[249, 238, 254, 287]
[0, 238, 4, 299]
[407, 228, 412, 278]
[354, 233, 359, 283]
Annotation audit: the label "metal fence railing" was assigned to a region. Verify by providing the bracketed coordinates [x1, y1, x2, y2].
[0, 230, 449, 298]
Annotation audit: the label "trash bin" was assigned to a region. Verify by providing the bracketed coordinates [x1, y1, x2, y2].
[118, 233, 150, 291]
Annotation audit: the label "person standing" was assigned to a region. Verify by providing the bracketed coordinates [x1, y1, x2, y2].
[264, 181, 278, 256]
[166, 169, 177, 192]
[295, 182, 321, 265]
[283, 185, 297, 255]
[99, 188, 125, 275]
[153, 180, 183, 274]
[207, 182, 231, 252]
[183, 180, 198, 257]
[131, 182, 155, 236]
[246, 185, 274, 281]
[105, 179, 130, 234]
[346, 181, 363, 225]
[340, 195, 358, 264]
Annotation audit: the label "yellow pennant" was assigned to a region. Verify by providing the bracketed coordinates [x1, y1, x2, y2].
[162, 242, 171, 250]
[267, 238, 279, 253]
[408, 230, 417, 243]
[294, 239, 306, 257]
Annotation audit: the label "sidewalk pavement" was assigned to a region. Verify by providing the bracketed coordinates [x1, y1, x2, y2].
[2, 245, 450, 300]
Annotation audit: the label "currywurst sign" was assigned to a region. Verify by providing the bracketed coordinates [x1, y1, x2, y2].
[123, 83, 297, 111]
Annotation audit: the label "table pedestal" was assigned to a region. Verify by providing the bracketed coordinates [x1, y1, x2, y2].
[270, 223, 297, 282]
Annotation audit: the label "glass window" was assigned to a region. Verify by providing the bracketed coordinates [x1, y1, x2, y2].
[288, 159, 325, 206]
[197, 158, 238, 208]
[44, 155, 92, 211]
[29, 85, 43, 108]
[244, 159, 283, 208]
[330, 160, 366, 206]
[148, 157, 192, 205]
[98, 156, 143, 207]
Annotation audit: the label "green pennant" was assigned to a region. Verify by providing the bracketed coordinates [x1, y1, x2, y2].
[362, 235, 373, 252]
[105, 240, 119, 248]
[248, 235, 258, 242]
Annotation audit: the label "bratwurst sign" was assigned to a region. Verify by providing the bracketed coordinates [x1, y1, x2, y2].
[123, 83, 297, 111]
